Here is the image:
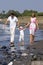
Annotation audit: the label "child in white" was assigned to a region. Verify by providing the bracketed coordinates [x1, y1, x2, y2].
[19, 26, 24, 42]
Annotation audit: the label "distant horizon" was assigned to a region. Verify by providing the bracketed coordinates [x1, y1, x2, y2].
[0, 0, 43, 13]
[0, 9, 43, 13]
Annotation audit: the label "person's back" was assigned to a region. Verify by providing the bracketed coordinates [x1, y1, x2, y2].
[31, 17, 36, 23]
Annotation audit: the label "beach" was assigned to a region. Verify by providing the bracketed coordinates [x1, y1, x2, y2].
[0, 17, 43, 65]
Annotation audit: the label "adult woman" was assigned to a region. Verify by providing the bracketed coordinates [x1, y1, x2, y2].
[26, 13, 39, 45]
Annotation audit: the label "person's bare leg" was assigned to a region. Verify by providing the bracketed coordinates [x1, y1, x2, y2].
[30, 34, 34, 45]
[29, 34, 34, 56]
[32, 35, 34, 43]
[21, 40, 24, 46]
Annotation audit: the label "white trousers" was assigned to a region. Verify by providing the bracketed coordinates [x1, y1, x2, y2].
[10, 27, 15, 42]
[19, 34, 24, 42]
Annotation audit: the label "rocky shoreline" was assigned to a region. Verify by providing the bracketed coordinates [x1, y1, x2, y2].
[0, 40, 43, 65]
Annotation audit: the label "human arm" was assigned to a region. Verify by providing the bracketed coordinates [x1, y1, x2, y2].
[15, 17, 19, 28]
[4, 18, 9, 29]
[16, 21, 19, 28]
[5, 16, 10, 25]
[36, 19, 39, 30]
[25, 22, 30, 28]
[25, 17, 31, 28]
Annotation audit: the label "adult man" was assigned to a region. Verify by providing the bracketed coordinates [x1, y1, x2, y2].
[5, 12, 18, 47]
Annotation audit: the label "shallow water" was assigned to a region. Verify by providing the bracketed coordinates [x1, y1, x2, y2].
[0, 24, 43, 47]
[0, 24, 43, 64]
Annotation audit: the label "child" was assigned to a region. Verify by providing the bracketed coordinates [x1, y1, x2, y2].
[19, 26, 25, 46]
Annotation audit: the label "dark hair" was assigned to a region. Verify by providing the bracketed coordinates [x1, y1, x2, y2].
[10, 12, 14, 16]
[31, 13, 36, 17]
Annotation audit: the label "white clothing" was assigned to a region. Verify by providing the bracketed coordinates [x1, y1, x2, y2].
[10, 27, 15, 42]
[19, 30, 24, 42]
[7, 16, 18, 42]
[7, 16, 18, 28]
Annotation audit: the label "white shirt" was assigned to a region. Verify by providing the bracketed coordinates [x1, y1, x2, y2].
[7, 16, 18, 28]
[20, 30, 24, 36]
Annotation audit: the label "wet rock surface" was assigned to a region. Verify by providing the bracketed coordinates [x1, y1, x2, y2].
[0, 41, 43, 65]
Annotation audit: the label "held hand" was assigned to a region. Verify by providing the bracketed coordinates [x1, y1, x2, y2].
[23, 27, 26, 30]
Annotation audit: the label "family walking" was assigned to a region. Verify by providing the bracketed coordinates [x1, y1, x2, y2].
[4, 12, 39, 48]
